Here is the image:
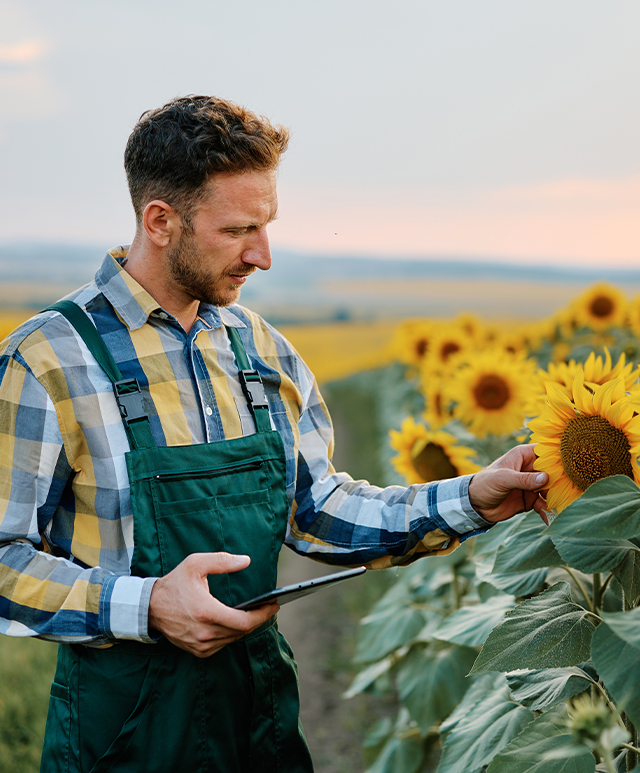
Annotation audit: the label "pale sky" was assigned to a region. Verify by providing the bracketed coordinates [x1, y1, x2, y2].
[1, 0, 639, 267]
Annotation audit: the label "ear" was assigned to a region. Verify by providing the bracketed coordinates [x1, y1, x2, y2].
[142, 200, 182, 247]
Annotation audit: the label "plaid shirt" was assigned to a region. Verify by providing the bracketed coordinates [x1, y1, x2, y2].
[0, 248, 489, 645]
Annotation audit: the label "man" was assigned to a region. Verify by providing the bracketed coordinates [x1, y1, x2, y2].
[0, 95, 548, 772]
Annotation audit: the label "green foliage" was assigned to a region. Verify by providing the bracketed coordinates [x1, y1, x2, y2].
[348, 473, 640, 772]
[470, 583, 596, 674]
[486, 704, 596, 773]
[0, 636, 57, 773]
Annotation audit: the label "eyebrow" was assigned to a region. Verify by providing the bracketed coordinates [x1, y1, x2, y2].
[222, 209, 280, 231]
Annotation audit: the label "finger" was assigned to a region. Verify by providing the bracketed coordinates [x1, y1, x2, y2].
[206, 600, 279, 634]
[186, 552, 251, 579]
[512, 470, 549, 491]
[494, 443, 535, 470]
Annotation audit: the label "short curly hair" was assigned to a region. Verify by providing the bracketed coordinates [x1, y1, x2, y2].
[124, 95, 289, 226]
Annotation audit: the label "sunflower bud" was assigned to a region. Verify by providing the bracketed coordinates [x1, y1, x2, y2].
[568, 695, 616, 748]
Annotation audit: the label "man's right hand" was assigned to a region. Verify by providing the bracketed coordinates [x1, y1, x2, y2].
[147, 552, 278, 658]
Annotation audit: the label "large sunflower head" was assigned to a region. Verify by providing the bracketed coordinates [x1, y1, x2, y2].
[389, 417, 481, 485]
[568, 283, 628, 332]
[528, 372, 640, 513]
[449, 349, 541, 439]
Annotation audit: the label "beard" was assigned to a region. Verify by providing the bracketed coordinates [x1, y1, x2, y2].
[166, 230, 254, 307]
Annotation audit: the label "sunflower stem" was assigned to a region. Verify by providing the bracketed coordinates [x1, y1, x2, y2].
[452, 568, 462, 610]
[592, 680, 627, 731]
[623, 713, 638, 770]
[600, 572, 614, 598]
[560, 566, 595, 612]
[593, 572, 602, 612]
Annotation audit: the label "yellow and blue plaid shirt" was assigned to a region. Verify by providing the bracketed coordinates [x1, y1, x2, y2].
[0, 248, 489, 645]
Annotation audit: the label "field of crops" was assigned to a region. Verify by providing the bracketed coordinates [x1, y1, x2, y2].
[339, 281, 640, 773]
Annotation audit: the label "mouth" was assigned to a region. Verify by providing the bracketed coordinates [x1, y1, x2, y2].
[227, 268, 256, 285]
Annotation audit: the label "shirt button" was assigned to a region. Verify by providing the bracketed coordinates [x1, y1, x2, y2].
[205, 406, 213, 416]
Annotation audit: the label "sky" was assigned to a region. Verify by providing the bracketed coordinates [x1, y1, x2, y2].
[1, 0, 639, 267]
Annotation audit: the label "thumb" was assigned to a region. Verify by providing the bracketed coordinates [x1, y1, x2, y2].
[517, 470, 548, 491]
[187, 552, 251, 578]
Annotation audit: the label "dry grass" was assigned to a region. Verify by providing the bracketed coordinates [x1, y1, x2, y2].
[279, 319, 398, 383]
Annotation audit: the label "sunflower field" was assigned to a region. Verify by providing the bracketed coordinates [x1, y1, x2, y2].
[346, 282, 640, 773]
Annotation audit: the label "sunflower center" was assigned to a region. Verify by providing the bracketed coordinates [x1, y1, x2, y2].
[441, 342, 461, 362]
[590, 295, 614, 319]
[411, 441, 458, 482]
[415, 338, 428, 358]
[473, 374, 511, 410]
[560, 415, 634, 491]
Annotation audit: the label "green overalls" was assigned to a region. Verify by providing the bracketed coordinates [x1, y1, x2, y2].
[40, 301, 314, 773]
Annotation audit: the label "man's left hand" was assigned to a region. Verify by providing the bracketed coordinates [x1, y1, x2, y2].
[468, 444, 549, 524]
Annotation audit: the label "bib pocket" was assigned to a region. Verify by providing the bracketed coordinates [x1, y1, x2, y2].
[147, 463, 277, 607]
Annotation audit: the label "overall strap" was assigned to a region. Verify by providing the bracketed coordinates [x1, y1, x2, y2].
[44, 300, 156, 451]
[225, 326, 272, 434]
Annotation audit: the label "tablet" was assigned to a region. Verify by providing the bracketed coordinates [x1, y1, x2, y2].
[234, 566, 367, 610]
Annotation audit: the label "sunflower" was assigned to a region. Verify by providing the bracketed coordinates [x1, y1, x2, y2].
[626, 295, 640, 339]
[420, 374, 455, 430]
[529, 372, 640, 513]
[569, 283, 628, 332]
[392, 319, 434, 366]
[389, 417, 481, 485]
[539, 349, 640, 395]
[423, 324, 475, 374]
[449, 349, 540, 439]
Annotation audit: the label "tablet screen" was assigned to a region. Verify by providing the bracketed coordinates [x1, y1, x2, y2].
[234, 566, 367, 610]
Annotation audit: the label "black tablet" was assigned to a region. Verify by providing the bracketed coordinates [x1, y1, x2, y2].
[234, 566, 367, 610]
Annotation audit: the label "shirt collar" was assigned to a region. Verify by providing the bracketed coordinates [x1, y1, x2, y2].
[95, 247, 246, 331]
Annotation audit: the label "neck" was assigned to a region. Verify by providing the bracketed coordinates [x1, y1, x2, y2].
[123, 235, 200, 333]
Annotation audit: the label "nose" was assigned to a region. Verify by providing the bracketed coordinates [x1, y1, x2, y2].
[242, 228, 271, 271]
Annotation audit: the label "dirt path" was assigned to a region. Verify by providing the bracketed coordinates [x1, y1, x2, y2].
[276, 549, 381, 773]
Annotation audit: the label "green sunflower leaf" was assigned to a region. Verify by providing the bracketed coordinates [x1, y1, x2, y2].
[434, 594, 515, 647]
[611, 549, 640, 606]
[486, 704, 595, 773]
[354, 603, 428, 664]
[506, 667, 592, 711]
[396, 644, 478, 733]
[493, 513, 564, 573]
[599, 607, 640, 650]
[343, 656, 394, 699]
[365, 709, 424, 773]
[476, 558, 548, 597]
[436, 672, 534, 773]
[591, 621, 640, 728]
[471, 514, 526, 559]
[547, 475, 640, 541]
[470, 582, 596, 674]
[551, 537, 640, 573]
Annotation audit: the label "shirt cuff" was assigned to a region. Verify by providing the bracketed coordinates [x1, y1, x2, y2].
[420, 474, 493, 536]
[100, 575, 158, 642]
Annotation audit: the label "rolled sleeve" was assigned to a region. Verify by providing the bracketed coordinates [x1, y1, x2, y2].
[419, 474, 492, 538]
[101, 575, 158, 643]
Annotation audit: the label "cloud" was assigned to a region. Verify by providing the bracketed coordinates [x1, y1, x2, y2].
[0, 39, 47, 68]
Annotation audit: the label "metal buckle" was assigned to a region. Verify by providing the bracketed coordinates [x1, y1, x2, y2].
[113, 378, 148, 426]
[239, 370, 268, 411]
